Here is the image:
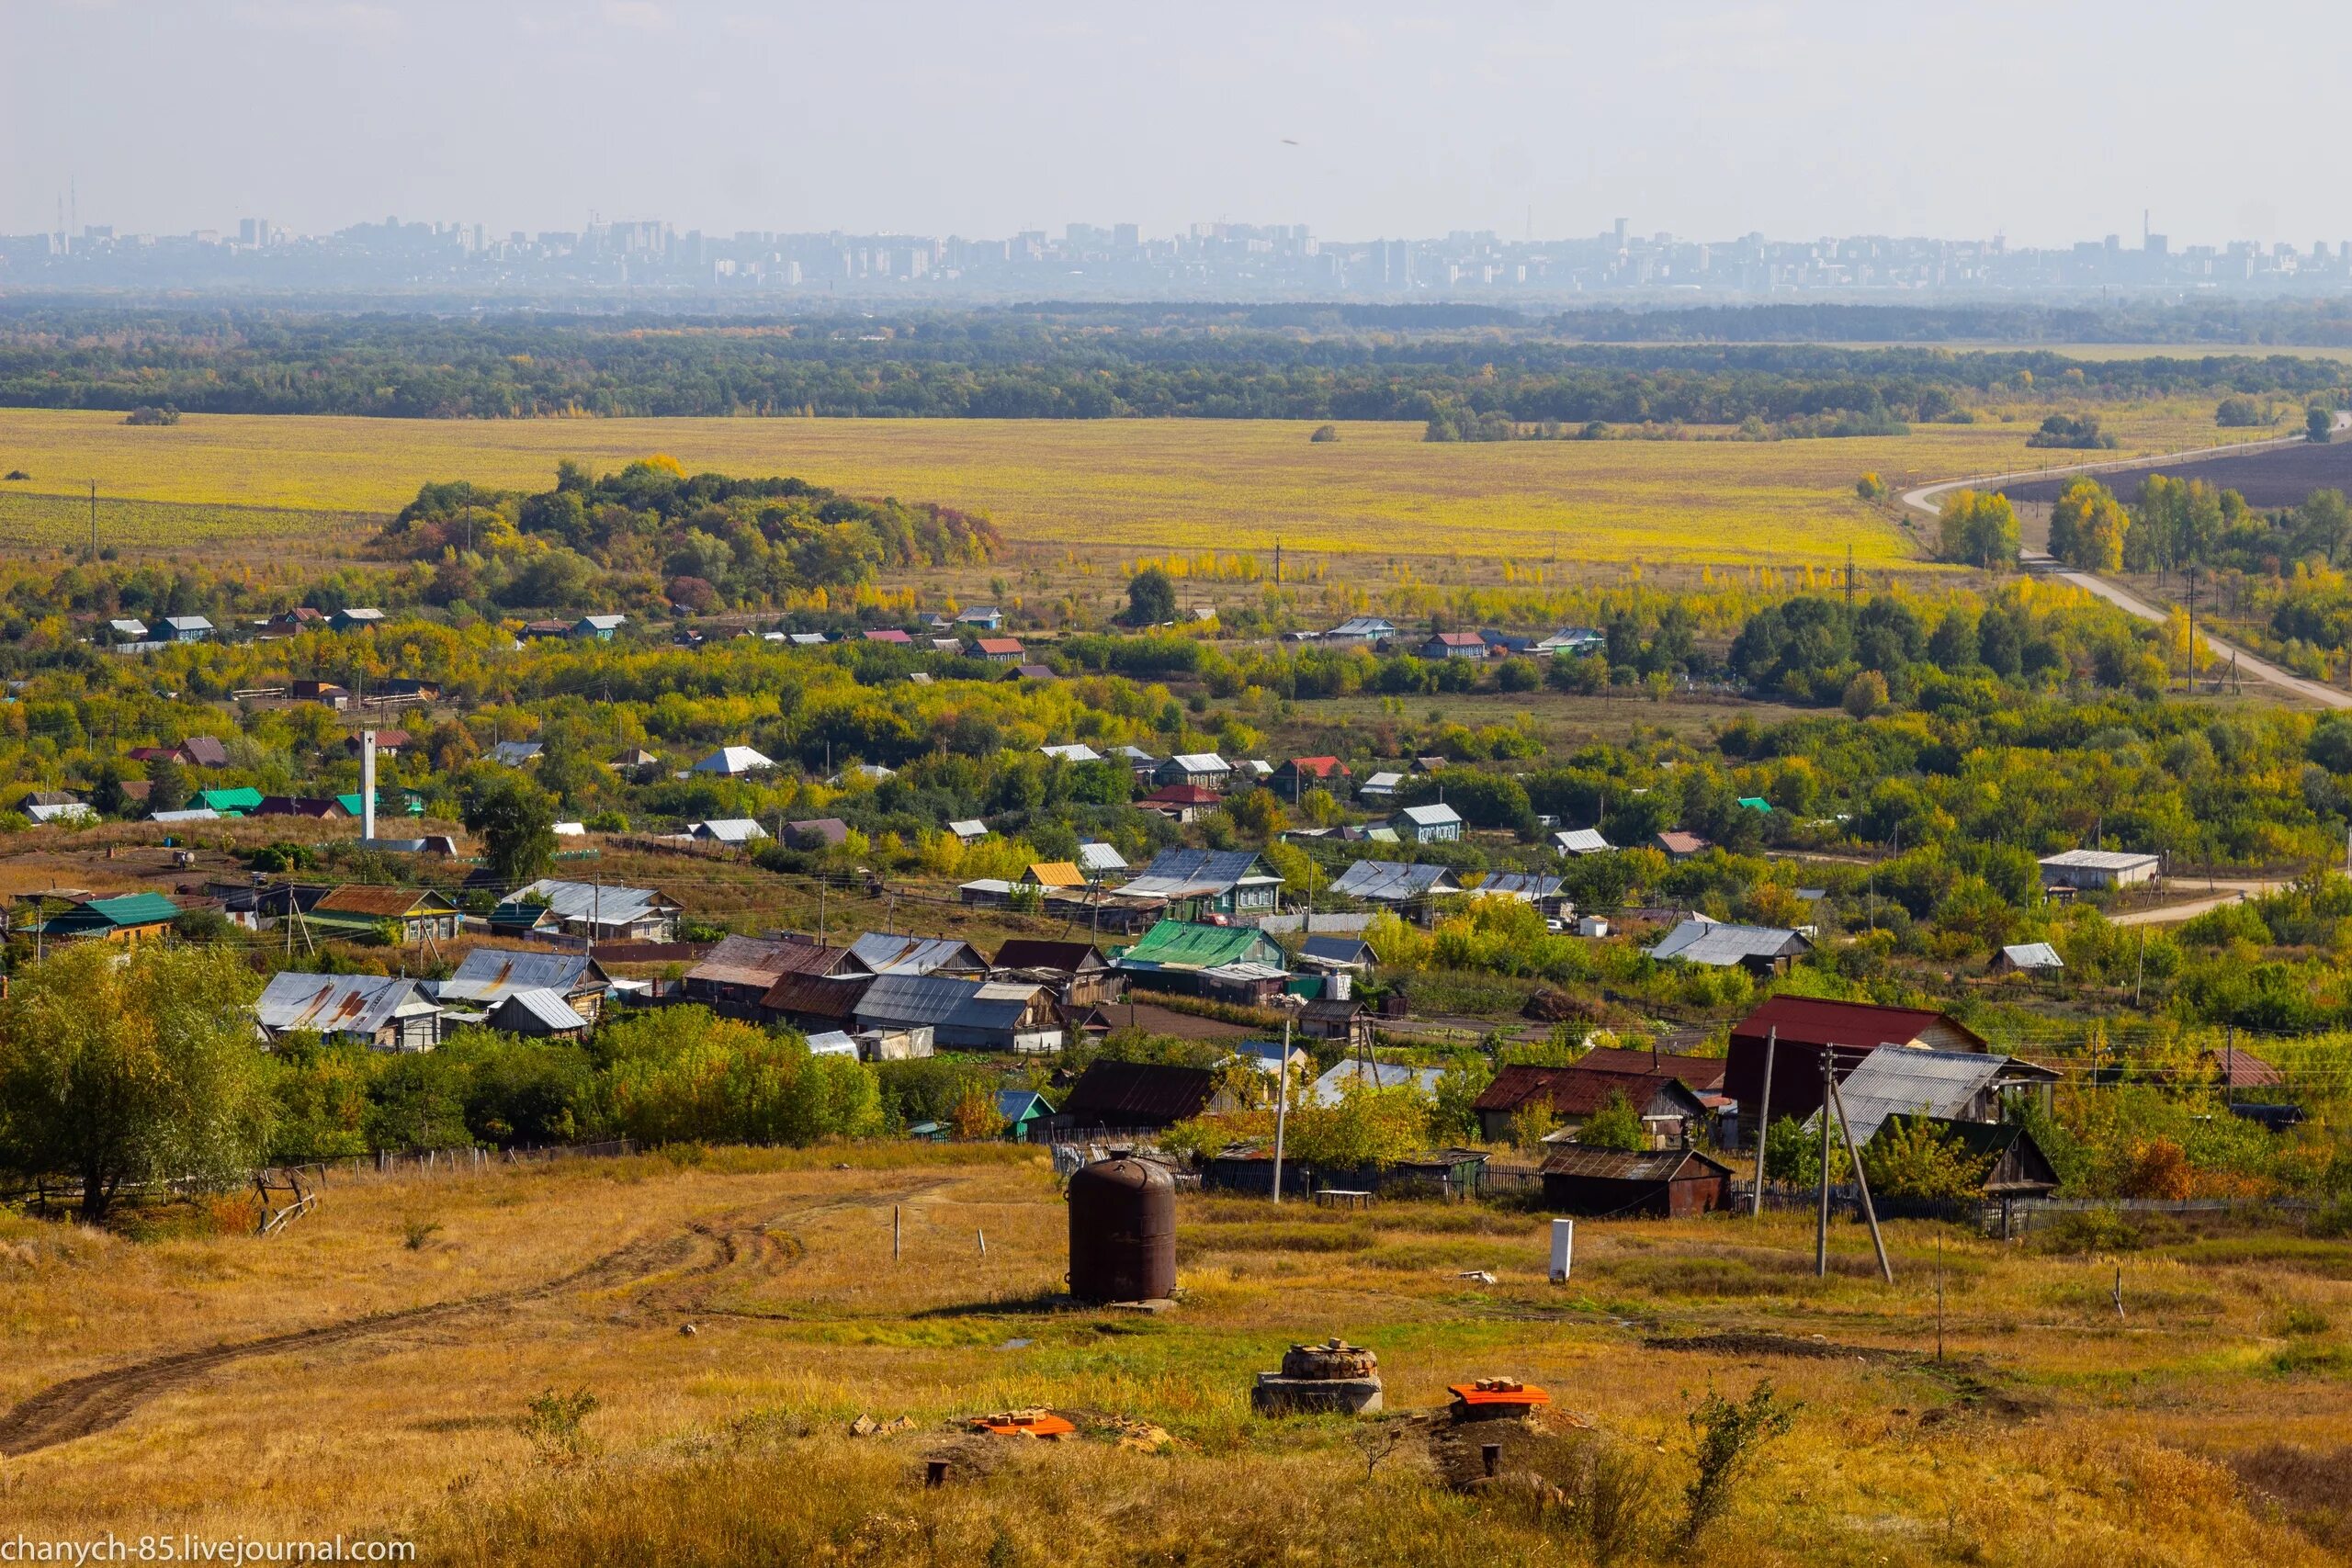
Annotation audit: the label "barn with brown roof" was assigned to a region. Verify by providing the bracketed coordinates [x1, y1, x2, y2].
[1539, 1146, 1735, 1218]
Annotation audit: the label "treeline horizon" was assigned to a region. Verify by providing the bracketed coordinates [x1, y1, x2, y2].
[3, 303, 2350, 423]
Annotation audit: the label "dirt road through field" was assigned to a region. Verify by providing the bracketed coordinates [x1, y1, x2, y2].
[0, 1177, 951, 1459]
[1904, 420, 2352, 711]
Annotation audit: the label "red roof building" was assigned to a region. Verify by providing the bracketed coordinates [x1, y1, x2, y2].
[1723, 996, 1988, 1137]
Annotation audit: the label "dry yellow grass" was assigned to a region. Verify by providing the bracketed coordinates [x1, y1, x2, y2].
[0, 400, 2274, 567]
[2, 1146, 2346, 1565]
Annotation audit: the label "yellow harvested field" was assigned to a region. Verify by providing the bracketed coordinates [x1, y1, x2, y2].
[0, 400, 2272, 566]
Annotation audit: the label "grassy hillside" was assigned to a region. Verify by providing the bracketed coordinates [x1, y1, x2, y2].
[3, 1145, 2345, 1564]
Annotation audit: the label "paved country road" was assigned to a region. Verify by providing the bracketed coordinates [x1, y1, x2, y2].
[1900, 418, 2352, 712]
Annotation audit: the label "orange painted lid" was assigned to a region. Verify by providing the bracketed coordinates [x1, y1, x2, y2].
[971, 1412, 1078, 1438]
[1447, 1383, 1551, 1405]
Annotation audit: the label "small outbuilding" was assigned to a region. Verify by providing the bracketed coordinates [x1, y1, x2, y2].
[1539, 1146, 1735, 1218]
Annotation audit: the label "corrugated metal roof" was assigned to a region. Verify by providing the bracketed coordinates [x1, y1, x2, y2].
[848, 933, 985, 976]
[692, 818, 769, 843]
[691, 746, 775, 774]
[1396, 804, 1463, 827]
[1539, 1146, 1733, 1182]
[1119, 847, 1276, 899]
[2039, 850, 2159, 870]
[854, 972, 1034, 1032]
[1040, 743, 1102, 762]
[1646, 919, 1807, 965]
[1821, 1047, 2020, 1145]
[2000, 942, 2064, 970]
[1299, 934, 1375, 965]
[1477, 873, 1565, 900]
[1077, 842, 1127, 873]
[256, 973, 432, 1036]
[63, 892, 182, 928]
[437, 947, 606, 1005]
[687, 936, 847, 990]
[499, 879, 674, 928]
[761, 971, 870, 1019]
[1553, 829, 1612, 854]
[1167, 752, 1228, 773]
[1330, 860, 1458, 901]
[1311, 1059, 1444, 1104]
[806, 1030, 858, 1055]
[492, 988, 589, 1032]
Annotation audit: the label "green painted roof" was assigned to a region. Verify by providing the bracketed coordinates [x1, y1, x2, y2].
[334, 790, 424, 817]
[72, 893, 182, 928]
[201, 787, 264, 814]
[1736, 796, 1772, 813]
[1115, 919, 1283, 971]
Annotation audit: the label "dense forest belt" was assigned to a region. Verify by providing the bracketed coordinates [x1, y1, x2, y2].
[0, 306, 2345, 421]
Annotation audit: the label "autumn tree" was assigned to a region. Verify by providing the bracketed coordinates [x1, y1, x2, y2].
[1936, 489, 2020, 570]
[0, 945, 272, 1221]
[2047, 477, 2131, 572]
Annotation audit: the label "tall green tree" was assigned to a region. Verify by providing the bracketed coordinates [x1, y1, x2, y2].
[0, 945, 271, 1221]
[461, 768, 560, 886]
[1125, 566, 1179, 626]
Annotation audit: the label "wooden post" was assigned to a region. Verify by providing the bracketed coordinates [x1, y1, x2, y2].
[1481, 1443, 1502, 1478]
[1826, 1070, 1894, 1285]
[977, 1228, 987, 1257]
[893, 1204, 902, 1261]
[926, 1460, 950, 1487]
[1751, 1027, 1777, 1218]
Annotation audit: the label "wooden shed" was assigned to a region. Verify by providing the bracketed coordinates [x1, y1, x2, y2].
[1538, 1146, 1735, 1219]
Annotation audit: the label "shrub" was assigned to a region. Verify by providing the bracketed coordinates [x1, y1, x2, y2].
[516, 1387, 598, 1468]
[1309, 423, 1340, 443]
[1682, 1381, 1798, 1542]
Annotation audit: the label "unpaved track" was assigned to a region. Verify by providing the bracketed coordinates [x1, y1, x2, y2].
[1900, 419, 2352, 712]
[0, 1176, 952, 1459]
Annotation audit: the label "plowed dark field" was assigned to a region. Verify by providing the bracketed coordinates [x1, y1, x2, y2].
[1999, 438, 2352, 506]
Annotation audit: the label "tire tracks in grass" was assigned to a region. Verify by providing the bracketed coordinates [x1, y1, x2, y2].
[0, 1176, 955, 1458]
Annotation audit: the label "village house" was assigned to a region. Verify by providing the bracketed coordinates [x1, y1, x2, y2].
[1139, 783, 1222, 823]
[1110, 919, 1288, 1004]
[970, 637, 1025, 663]
[255, 973, 442, 1053]
[304, 886, 462, 946]
[434, 948, 616, 1021]
[853, 973, 1064, 1053]
[1419, 631, 1490, 660]
[1722, 995, 1990, 1137]
[1473, 1064, 1710, 1145]
[1270, 756, 1351, 795]
[1154, 752, 1233, 792]
[690, 745, 775, 776]
[1329, 860, 1462, 905]
[491, 879, 682, 944]
[1118, 848, 1283, 919]
[990, 939, 1120, 1009]
[1645, 918, 1810, 976]
[1391, 803, 1464, 843]
[484, 989, 592, 1040]
[683, 935, 865, 1019]
[36, 892, 181, 944]
[849, 932, 989, 976]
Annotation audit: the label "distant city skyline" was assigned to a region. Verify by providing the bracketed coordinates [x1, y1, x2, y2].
[7, 0, 2352, 249]
[10, 210, 2348, 303]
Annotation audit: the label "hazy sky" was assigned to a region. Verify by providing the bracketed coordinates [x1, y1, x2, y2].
[6, 0, 2345, 247]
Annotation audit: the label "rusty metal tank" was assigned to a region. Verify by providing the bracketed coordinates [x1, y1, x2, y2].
[1068, 1155, 1176, 1303]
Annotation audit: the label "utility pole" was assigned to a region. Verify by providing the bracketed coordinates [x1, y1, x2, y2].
[1827, 1069, 1894, 1284]
[1844, 543, 1855, 617]
[1815, 1051, 1835, 1279]
[1270, 1010, 1292, 1206]
[88, 480, 97, 556]
[1750, 1027, 1777, 1219]
[2185, 566, 2198, 694]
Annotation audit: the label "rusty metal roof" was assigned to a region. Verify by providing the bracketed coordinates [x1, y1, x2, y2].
[312, 885, 453, 919]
